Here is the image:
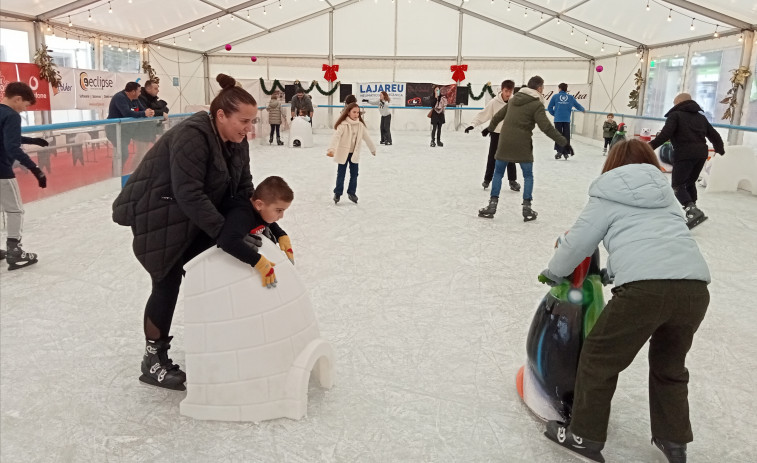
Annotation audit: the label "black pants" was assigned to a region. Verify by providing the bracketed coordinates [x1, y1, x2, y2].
[603, 137, 612, 149]
[269, 124, 280, 140]
[570, 280, 709, 443]
[143, 233, 215, 340]
[431, 123, 443, 143]
[485, 133, 516, 183]
[380, 115, 392, 143]
[671, 158, 706, 206]
[554, 122, 571, 154]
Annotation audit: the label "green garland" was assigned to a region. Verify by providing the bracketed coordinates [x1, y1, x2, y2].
[468, 82, 496, 100]
[259, 78, 341, 96]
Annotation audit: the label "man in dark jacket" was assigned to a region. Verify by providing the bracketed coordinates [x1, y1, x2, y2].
[290, 86, 314, 122]
[138, 80, 169, 119]
[106, 82, 154, 168]
[649, 93, 725, 229]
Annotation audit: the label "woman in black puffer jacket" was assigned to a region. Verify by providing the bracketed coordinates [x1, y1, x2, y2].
[113, 74, 257, 391]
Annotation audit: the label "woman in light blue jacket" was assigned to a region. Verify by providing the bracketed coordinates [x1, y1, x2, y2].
[541, 139, 710, 463]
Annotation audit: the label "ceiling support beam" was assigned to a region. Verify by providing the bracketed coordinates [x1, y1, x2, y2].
[660, 0, 752, 30]
[428, 0, 593, 59]
[145, 0, 266, 42]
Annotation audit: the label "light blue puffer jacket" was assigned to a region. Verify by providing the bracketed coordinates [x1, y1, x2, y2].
[548, 163, 711, 287]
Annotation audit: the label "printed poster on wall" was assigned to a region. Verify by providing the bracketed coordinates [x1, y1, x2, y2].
[356, 83, 406, 107]
[50, 67, 76, 111]
[405, 83, 457, 107]
[76, 69, 116, 110]
[0, 62, 52, 110]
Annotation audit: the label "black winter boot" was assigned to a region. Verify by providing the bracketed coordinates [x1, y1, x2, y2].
[436, 140, 444, 147]
[139, 337, 186, 391]
[652, 437, 687, 463]
[5, 239, 38, 270]
[545, 421, 605, 463]
[522, 200, 538, 222]
[478, 197, 498, 218]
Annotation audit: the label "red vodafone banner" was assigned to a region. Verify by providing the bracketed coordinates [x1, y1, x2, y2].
[0, 62, 52, 111]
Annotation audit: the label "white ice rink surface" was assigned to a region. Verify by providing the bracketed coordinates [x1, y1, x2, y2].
[2, 130, 756, 462]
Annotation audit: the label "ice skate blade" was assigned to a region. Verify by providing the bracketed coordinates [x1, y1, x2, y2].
[544, 436, 605, 463]
[686, 215, 708, 230]
[478, 212, 495, 219]
[139, 374, 186, 391]
[8, 259, 38, 270]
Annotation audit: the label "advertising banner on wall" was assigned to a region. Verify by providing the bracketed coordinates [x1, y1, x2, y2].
[356, 82, 406, 106]
[405, 83, 457, 107]
[0, 62, 52, 110]
[76, 69, 117, 110]
[50, 67, 76, 111]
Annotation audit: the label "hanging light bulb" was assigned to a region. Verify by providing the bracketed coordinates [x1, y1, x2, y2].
[230, 15, 235, 21]
[524, 9, 528, 18]
[202, 25, 205, 32]
[556, 18, 560, 25]
[690, 18, 695, 30]
[88, 10, 93, 21]
[618, 47, 621, 55]
[129, 0, 132, 3]
[247, 10, 250, 19]
[109, 2, 113, 14]
[68, 16, 72, 27]
[52, 28, 56, 37]
[540, 13, 543, 21]
[99, 38, 103, 44]
[279, 0, 283, 9]
[570, 26, 574, 35]
[217, 18, 221, 27]
[585, 36, 588, 44]
[667, 9, 672, 22]
[188, 33, 192, 42]
[264, 6, 267, 15]
[47, 23, 51, 32]
[173, 37, 176, 45]
[507, 2, 511, 12]
[601, 43, 605, 52]
[713, 25, 719, 37]
[738, 33, 744, 42]
[157, 44, 161, 49]
[645, 1, 649, 11]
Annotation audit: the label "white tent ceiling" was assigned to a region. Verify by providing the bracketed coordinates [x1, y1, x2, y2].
[1, 0, 755, 58]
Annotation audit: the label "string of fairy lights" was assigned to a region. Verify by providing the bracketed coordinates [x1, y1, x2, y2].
[35, 0, 756, 53]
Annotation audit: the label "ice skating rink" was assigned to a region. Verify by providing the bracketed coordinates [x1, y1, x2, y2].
[2, 130, 755, 462]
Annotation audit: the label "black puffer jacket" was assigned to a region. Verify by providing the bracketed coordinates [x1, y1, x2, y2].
[649, 100, 724, 161]
[138, 88, 169, 116]
[112, 111, 253, 280]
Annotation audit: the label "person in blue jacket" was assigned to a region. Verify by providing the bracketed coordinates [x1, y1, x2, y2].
[105, 82, 155, 168]
[540, 139, 710, 463]
[547, 83, 585, 159]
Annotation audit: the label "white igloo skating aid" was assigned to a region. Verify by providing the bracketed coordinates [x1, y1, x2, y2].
[288, 116, 313, 148]
[179, 238, 335, 422]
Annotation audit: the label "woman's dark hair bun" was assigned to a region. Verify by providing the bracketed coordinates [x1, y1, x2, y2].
[216, 73, 236, 90]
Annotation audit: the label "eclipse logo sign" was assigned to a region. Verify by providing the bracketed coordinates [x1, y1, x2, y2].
[79, 72, 114, 91]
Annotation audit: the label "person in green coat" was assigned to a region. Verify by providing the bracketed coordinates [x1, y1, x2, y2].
[478, 76, 572, 221]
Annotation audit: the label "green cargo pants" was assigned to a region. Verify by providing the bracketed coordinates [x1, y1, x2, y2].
[569, 279, 709, 443]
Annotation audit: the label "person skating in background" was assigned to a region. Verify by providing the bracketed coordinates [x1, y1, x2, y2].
[478, 76, 571, 221]
[547, 83, 585, 159]
[540, 140, 711, 463]
[609, 122, 627, 149]
[363, 91, 392, 146]
[465, 79, 520, 191]
[0, 82, 48, 269]
[602, 113, 618, 154]
[649, 93, 725, 229]
[327, 103, 376, 205]
[217, 176, 295, 289]
[429, 85, 447, 147]
[267, 93, 284, 145]
[290, 86, 314, 124]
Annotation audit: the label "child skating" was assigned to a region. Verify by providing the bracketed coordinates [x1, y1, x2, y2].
[327, 103, 376, 204]
[266, 93, 284, 145]
[363, 91, 392, 145]
[602, 113, 617, 154]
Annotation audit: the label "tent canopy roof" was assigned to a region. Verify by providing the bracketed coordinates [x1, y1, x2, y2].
[1, 0, 754, 58]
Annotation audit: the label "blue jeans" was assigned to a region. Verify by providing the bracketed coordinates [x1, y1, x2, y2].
[491, 160, 533, 200]
[334, 153, 359, 195]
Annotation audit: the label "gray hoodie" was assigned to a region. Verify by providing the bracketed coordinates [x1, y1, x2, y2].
[548, 163, 710, 287]
[368, 99, 391, 117]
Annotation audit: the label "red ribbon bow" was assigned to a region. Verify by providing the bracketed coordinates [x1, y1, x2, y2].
[450, 64, 468, 82]
[322, 64, 339, 82]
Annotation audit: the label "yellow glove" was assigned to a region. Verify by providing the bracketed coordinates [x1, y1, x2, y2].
[253, 256, 277, 288]
[278, 235, 295, 265]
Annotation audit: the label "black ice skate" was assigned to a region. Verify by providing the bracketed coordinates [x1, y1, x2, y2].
[555, 153, 563, 160]
[5, 240, 38, 270]
[385, 142, 392, 146]
[430, 140, 436, 147]
[276, 137, 284, 146]
[522, 200, 538, 222]
[139, 337, 186, 391]
[333, 194, 340, 204]
[348, 194, 358, 204]
[268, 135, 273, 144]
[478, 197, 498, 218]
[544, 421, 605, 463]
[684, 203, 708, 229]
[482, 180, 490, 190]
[652, 437, 687, 463]
[0, 249, 5, 260]
[436, 140, 444, 147]
[509, 180, 521, 192]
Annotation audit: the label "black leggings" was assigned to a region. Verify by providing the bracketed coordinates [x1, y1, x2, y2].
[431, 123, 443, 142]
[143, 233, 215, 340]
[269, 124, 280, 139]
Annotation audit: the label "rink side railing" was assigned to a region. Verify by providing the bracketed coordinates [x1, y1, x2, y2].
[16, 106, 755, 203]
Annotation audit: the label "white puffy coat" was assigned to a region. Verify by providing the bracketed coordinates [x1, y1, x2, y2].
[327, 117, 376, 164]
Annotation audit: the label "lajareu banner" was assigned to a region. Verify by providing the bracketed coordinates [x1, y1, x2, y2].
[357, 83, 406, 105]
[0, 62, 52, 111]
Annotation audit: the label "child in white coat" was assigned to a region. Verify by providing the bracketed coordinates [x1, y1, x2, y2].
[327, 103, 376, 204]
